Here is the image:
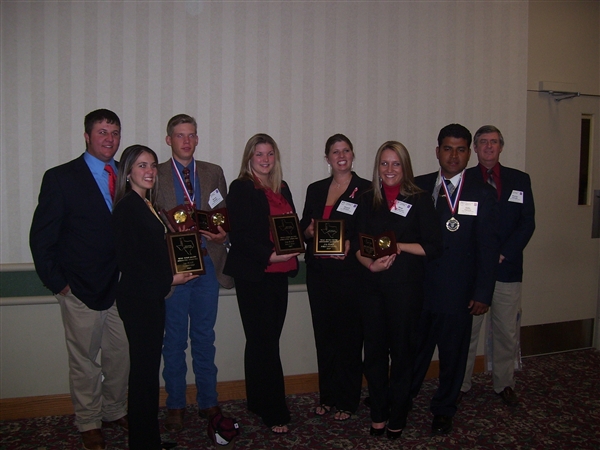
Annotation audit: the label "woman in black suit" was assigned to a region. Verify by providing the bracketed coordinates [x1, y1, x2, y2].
[353, 141, 443, 440]
[223, 134, 299, 435]
[112, 145, 196, 449]
[300, 134, 371, 420]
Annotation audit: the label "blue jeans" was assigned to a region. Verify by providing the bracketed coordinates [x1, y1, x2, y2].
[162, 255, 220, 409]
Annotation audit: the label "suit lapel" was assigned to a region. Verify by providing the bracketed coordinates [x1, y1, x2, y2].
[73, 155, 112, 215]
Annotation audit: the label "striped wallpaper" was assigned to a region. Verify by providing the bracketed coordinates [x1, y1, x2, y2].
[1, 0, 528, 264]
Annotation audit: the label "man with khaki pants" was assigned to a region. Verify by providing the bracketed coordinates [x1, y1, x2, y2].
[30, 109, 129, 450]
[459, 125, 535, 406]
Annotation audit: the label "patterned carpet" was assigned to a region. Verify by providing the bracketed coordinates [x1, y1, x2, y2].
[2, 349, 599, 450]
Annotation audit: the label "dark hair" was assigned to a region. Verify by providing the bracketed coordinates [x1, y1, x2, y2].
[84, 109, 121, 136]
[166, 114, 197, 136]
[474, 125, 504, 147]
[114, 145, 159, 206]
[437, 123, 472, 148]
[324, 134, 354, 156]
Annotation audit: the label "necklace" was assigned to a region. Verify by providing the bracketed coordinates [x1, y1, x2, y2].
[332, 177, 351, 189]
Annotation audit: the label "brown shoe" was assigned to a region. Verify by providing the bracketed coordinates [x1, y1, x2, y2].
[164, 408, 185, 433]
[498, 386, 518, 406]
[102, 414, 129, 431]
[198, 405, 221, 419]
[81, 429, 106, 450]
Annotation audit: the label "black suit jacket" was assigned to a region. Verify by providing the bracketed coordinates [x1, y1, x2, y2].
[300, 172, 371, 269]
[415, 171, 499, 313]
[112, 191, 173, 302]
[224, 178, 298, 282]
[353, 187, 444, 284]
[466, 164, 535, 282]
[30, 154, 119, 310]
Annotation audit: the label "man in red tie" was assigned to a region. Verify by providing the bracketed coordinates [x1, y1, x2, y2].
[459, 125, 536, 407]
[30, 109, 129, 450]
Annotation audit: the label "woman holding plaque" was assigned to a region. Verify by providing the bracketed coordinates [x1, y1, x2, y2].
[353, 141, 443, 440]
[112, 145, 196, 449]
[223, 133, 300, 434]
[300, 134, 371, 421]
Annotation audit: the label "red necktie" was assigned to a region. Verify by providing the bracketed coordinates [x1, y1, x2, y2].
[105, 165, 117, 201]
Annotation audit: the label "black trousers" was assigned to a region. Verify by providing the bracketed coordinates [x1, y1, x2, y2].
[306, 263, 363, 413]
[235, 273, 291, 427]
[360, 280, 422, 430]
[411, 308, 473, 417]
[118, 297, 165, 450]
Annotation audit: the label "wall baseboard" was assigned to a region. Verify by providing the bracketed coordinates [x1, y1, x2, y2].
[520, 319, 595, 356]
[1, 357, 484, 421]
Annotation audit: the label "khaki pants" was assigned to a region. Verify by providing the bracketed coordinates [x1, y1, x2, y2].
[56, 291, 129, 432]
[461, 281, 522, 394]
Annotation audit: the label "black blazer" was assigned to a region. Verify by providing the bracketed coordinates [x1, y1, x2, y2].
[415, 171, 499, 313]
[466, 164, 535, 282]
[112, 191, 173, 302]
[353, 187, 443, 284]
[224, 178, 298, 282]
[30, 154, 119, 310]
[300, 172, 371, 270]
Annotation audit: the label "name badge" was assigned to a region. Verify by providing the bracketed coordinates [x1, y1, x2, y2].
[391, 200, 412, 217]
[337, 200, 358, 215]
[458, 201, 478, 216]
[509, 190, 524, 204]
[208, 189, 224, 209]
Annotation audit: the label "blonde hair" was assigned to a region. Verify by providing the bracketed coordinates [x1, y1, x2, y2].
[371, 141, 422, 208]
[237, 133, 283, 193]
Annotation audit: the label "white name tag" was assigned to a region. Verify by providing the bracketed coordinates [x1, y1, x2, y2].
[337, 200, 358, 215]
[391, 200, 412, 217]
[458, 201, 478, 216]
[208, 188, 224, 209]
[509, 190, 524, 204]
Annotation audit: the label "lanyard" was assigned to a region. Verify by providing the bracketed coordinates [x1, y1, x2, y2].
[172, 159, 196, 207]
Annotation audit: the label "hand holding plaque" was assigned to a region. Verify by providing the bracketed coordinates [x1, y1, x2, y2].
[269, 214, 306, 255]
[313, 219, 345, 256]
[166, 231, 206, 275]
[161, 204, 196, 232]
[359, 231, 397, 259]
[195, 208, 230, 234]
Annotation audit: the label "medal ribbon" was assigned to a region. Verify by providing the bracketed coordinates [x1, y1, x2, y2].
[440, 171, 465, 216]
[172, 159, 196, 208]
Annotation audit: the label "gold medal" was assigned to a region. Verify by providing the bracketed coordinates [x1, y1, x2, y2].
[173, 210, 188, 224]
[446, 216, 460, 232]
[212, 212, 225, 226]
[378, 236, 391, 249]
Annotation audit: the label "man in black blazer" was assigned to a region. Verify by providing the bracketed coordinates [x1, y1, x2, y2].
[30, 109, 129, 450]
[411, 123, 498, 435]
[459, 125, 535, 407]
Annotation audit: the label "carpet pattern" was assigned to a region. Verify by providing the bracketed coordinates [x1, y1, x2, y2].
[2, 349, 599, 449]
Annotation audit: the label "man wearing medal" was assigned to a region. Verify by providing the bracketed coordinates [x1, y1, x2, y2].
[411, 123, 498, 435]
[156, 114, 234, 434]
[459, 125, 536, 407]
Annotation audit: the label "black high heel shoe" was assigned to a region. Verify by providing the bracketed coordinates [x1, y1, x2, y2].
[370, 426, 385, 436]
[386, 428, 403, 440]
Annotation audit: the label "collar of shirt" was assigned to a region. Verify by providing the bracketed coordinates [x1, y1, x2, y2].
[84, 151, 116, 211]
[436, 169, 463, 188]
[479, 162, 500, 180]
